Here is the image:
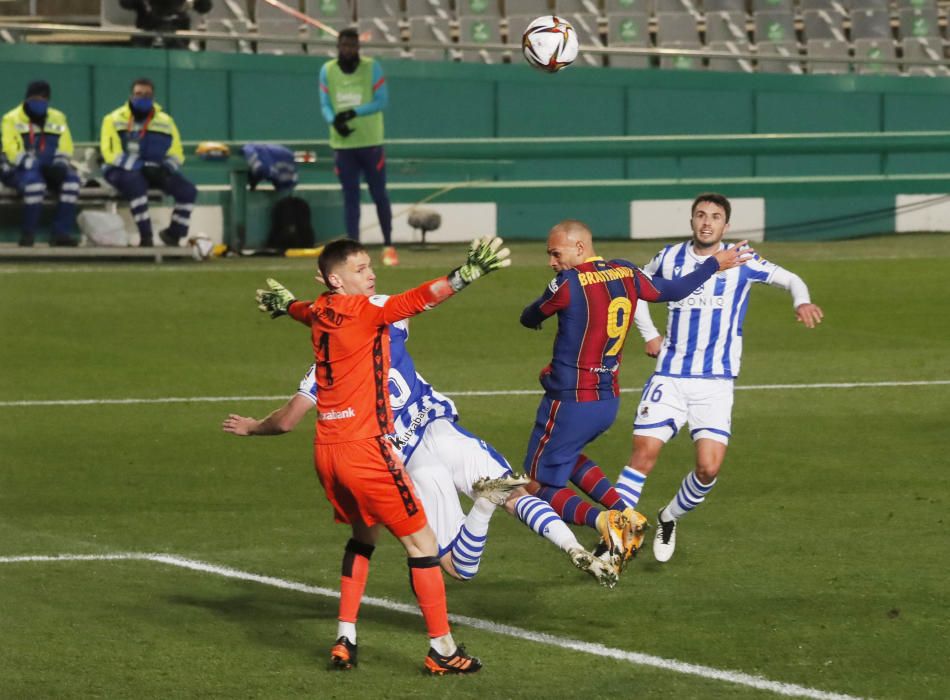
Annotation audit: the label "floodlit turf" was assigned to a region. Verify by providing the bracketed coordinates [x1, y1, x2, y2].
[1, 234, 948, 699]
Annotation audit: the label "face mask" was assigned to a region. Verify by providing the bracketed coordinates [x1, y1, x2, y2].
[24, 98, 48, 119]
[130, 97, 153, 115]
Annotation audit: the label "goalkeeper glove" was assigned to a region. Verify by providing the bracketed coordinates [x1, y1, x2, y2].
[255, 277, 296, 318]
[447, 236, 511, 292]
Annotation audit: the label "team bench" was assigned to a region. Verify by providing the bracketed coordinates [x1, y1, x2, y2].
[0, 184, 191, 263]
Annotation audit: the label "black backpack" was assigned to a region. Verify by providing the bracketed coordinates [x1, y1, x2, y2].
[267, 196, 315, 250]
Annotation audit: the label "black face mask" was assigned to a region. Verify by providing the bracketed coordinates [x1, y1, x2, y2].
[338, 53, 360, 73]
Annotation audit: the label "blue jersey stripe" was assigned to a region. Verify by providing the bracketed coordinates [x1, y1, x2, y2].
[660, 308, 680, 374]
[702, 307, 722, 375]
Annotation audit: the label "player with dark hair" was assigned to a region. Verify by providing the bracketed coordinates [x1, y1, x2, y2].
[1, 80, 80, 247]
[319, 29, 398, 266]
[255, 236, 510, 674]
[100, 78, 196, 247]
[520, 219, 753, 576]
[617, 192, 823, 563]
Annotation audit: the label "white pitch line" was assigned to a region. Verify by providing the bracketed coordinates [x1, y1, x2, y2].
[0, 552, 863, 700]
[1, 379, 949, 407]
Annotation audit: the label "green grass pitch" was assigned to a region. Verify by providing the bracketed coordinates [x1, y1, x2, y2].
[1, 235, 948, 699]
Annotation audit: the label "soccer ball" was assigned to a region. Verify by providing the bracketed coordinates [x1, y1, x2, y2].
[522, 15, 579, 73]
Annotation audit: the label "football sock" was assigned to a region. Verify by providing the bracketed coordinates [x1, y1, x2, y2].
[664, 471, 717, 520]
[450, 499, 494, 580]
[513, 495, 582, 551]
[536, 485, 601, 530]
[337, 621, 357, 644]
[615, 466, 649, 509]
[430, 632, 457, 657]
[570, 454, 624, 510]
[408, 556, 451, 639]
[338, 538, 374, 629]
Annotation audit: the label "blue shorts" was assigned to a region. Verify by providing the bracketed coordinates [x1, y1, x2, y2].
[523, 396, 620, 487]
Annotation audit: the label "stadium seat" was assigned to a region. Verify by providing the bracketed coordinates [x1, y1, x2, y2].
[853, 38, 899, 74]
[458, 17, 502, 61]
[457, 0, 503, 17]
[567, 13, 606, 66]
[898, 8, 940, 39]
[751, 0, 793, 13]
[753, 10, 795, 44]
[805, 38, 850, 73]
[802, 9, 846, 41]
[405, 0, 453, 18]
[901, 36, 949, 75]
[353, 0, 399, 20]
[605, 12, 651, 67]
[199, 1, 254, 52]
[702, 0, 747, 13]
[799, 0, 846, 12]
[555, 0, 604, 15]
[850, 0, 889, 10]
[605, 0, 649, 13]
[653, 0, 701, 15]
[100, 1, 138, 27]
[707, 39, 754, 71]
[656, 12, 701, 68]
[756, 40, 803, 72]
[409, 15, 457, 59]
[850, 9, 892, 41]
[705, 11, 747, 43]
[505, 0, 555, 15]
[359, 17, 406, 57]
[896, 0, 936, 9]
[255, 20, 308, 54]
[303, 0, 356, 21]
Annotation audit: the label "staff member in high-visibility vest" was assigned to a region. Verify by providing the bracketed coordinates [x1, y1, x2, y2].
[100, 77, 197, 248]
[1, 80, 80, 247]
[319, 28, 398, 267]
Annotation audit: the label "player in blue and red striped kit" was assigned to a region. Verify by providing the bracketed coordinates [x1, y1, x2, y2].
[520, 220, 752, 575]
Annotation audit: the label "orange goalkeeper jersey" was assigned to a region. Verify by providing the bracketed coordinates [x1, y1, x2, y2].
[288, 277, 454, 445]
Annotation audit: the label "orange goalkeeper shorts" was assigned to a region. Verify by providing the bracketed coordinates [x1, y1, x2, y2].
[314, 436, 427, 538]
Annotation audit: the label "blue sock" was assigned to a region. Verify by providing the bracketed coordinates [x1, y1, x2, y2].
[615, 466, 648, 509]
[664, 471, 717, 520]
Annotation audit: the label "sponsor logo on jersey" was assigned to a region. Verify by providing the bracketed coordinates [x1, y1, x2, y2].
[318, 407, 355, 421]
[670, 295, 726, 309]
[390, 407, 429, 449]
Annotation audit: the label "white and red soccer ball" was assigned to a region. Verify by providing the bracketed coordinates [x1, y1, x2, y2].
[522, 15, 579, 73]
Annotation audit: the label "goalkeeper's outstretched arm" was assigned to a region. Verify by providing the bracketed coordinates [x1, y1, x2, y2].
[222, 394, 312, 436]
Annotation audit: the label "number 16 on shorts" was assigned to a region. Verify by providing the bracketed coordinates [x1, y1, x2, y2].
[633, 374, 734, 445]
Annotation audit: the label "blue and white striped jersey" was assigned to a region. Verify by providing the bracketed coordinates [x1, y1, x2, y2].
[297, 318, 458, 462]
[637, 241, 787, 379]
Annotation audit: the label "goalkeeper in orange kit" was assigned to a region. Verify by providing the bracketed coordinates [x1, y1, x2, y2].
[256, 236, 510, 675]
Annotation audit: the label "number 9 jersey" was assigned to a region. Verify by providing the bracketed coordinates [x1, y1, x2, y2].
[520, 257, 662, 402]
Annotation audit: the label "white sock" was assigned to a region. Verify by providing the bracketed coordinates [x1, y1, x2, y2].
[615, 466, 649, 509]
[451, 498, 495, 580]
[665, 471, 717, 520]
[514, 495, 581, 552]
[431, 632, 456, 656]
[337, 620, 357, 643]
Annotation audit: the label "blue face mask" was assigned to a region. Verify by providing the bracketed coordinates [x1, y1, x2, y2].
[130, 97, 153, 115]
[24, 98, 48, 118]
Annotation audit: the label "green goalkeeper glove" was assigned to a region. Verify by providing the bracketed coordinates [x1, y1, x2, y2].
[447, 236, 512, 292]
[255, 278, 296, 318]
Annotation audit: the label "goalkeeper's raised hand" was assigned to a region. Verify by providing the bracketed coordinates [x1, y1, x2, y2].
[447, 236, 512, 292]
[255, 278, 296, 318]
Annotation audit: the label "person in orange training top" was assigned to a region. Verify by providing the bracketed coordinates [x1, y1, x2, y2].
[255, 236, 510, 675]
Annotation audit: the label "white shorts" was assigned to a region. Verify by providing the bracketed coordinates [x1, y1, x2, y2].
[632, 374, 734, 446]
[404, 419, 511, 552]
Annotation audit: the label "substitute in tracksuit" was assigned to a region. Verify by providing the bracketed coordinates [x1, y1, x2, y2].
[100, 77, 196, 248]
[1, 80, 80, 247]
[319, 28, 398, 267]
